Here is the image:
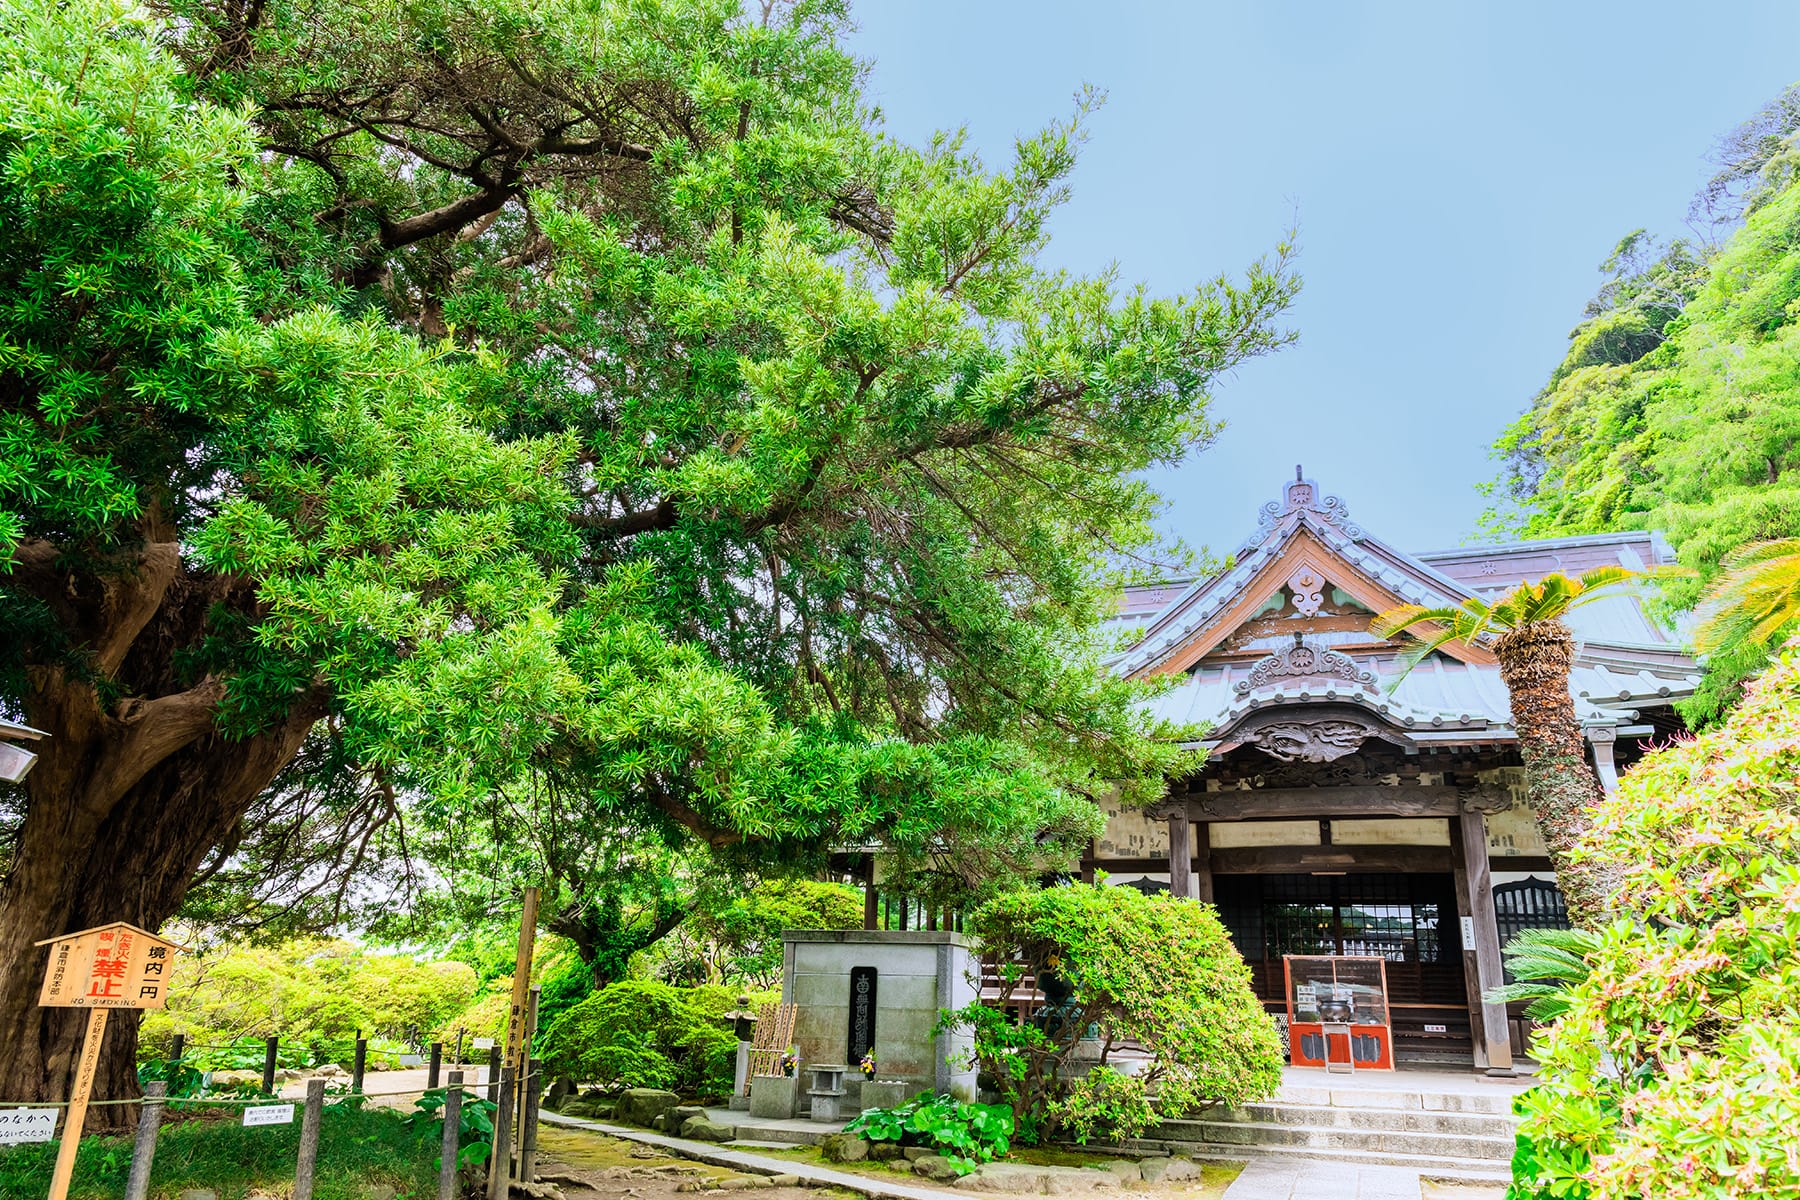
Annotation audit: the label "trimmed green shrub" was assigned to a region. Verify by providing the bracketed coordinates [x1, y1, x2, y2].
[943, 883, 1282, 1144]
[1514, 647, 1800, 1198]
[537, 980, 736, 1097]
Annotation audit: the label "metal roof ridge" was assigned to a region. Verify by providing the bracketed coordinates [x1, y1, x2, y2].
[1415, 529, 1666, 559]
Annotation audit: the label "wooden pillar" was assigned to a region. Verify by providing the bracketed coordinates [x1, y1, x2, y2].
[862, 854, 879, 931]
[1165, 804, 1192, 900]
[1192, 819, 1214, 903]
[1450, 809, 1514, 1074]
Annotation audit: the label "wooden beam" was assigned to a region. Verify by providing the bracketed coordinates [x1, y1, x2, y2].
[1209, 844, 1452, 874]
[1452, 810, 1515, 1074]
[1167, 809, 1193, 899]
[1191, 786, 1463, 822]
[1193, 822, 1215, 903]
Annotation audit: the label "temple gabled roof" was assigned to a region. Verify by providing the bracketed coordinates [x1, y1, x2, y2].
[1110, 471, 1700, 751]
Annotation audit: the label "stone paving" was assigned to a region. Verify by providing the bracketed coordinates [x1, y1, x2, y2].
[1219, 1160, 1424, 1200]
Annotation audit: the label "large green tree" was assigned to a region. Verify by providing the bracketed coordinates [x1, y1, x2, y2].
[1485, 84, 1800, 721]
[0, 0, 1295, 1110]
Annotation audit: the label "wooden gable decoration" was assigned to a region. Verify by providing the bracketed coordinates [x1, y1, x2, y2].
[1132, 525, 1495, 678]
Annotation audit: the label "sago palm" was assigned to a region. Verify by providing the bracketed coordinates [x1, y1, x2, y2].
[1484, 927, 1600, 1023]
[1690, 538, 1800, 653]
[1370, 567, 1643, 927]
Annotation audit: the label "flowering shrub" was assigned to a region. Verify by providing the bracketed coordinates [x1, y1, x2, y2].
[1514, 647, 1800, 1198]
[943, 883, 1281, 1144]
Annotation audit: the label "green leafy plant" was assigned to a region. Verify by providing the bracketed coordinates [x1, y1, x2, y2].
[135, 1056, 205, 1100]
[409, 1087, 499, 1169]
[847, 1093, 1013, 1174]
[943, 883, 1281, 1145]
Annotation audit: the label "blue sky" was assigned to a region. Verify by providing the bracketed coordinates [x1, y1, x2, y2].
[845, 2, 1800, 555]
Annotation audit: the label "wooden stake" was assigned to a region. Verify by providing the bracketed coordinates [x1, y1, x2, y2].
[47, 1007, 108, 1200]
[439, 1072, 464, 1200]
[499, 887, 538, 1184]
[294, 1078, 326, 1200]
[485, 1065, 515, 1200]
[123, 1081, 166, 1200]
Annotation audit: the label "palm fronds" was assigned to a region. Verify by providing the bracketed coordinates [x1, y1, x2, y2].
[1370, 567, 1659, 684]
[1484, 926, 1599, 1023]
[1691, 538, 1800, 653]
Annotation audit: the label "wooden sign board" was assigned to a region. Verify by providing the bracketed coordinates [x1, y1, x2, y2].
[39, 923, 186, 1200]
[35, 922, 181, 1010]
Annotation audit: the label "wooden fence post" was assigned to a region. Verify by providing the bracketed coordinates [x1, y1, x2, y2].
[123, 1081, 167, 1200]
[293, 1077, 326, 1200]
[428, 1042, 443, 1089]
[513, 985, 541, 1184]
[352, 1037, 367, 1094]
[439, 1071, 464, 1200]
[519, 1061, 542, 1184]
[262, 1035, 279, 1095]
[486, 1046, 501, 1105]
[485, 1065, 515, 1200]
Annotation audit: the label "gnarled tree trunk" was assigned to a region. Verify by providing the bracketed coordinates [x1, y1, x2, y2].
[0, 539, 324, 1123]
[1491, 619, 1615, 927]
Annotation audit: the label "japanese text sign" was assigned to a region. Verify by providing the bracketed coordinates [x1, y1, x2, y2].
[35, 922, 182, 1010]
[0, 1107, 56, 1145]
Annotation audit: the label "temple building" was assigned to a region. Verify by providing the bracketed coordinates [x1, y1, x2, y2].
[1086, 470, 1700, 1071]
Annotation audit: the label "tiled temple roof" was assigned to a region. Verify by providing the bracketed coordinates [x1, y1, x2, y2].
[1111, 472, 1699, 748]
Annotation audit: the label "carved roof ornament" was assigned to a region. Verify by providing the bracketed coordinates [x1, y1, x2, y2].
[1251, 464, 1366, 541]
[1457, 785, 1513, 814]
[1285, 565, 1328, 617]
[1242, 718, 1372, 763]
[1235, 633, 1379, 696]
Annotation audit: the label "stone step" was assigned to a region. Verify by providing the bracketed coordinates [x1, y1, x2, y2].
[1201, 1103, 1518, 1138]
[1270, 1085, 1521, 1116]
[1141, 1119, 1514, 1162]
[1148, 1139, 1515, 1182]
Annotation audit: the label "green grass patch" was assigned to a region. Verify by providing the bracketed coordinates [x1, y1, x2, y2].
[0, 1104, 447, 1200]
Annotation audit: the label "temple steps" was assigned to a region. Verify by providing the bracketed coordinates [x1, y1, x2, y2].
[1125, 1083, 1521, 1178]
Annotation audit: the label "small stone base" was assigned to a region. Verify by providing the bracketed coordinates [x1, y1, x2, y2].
[748, 1075, 798, 1120]
[858, 1080, 916, 1112]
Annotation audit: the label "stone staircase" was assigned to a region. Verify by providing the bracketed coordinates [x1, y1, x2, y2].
[1126, 1080, 1520, 1184]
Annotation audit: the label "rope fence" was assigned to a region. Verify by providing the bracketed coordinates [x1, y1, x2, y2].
[5, 1068, 546, 1200]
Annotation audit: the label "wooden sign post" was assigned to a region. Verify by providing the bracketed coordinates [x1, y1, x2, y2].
[36, 922, 183, 1200]
[489, 887, 538, 1200]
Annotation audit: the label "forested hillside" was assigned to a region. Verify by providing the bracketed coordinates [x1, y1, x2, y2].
[1487, 86, 1800, 720]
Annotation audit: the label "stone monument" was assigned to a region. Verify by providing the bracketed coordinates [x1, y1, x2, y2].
[780, 930, 979, 1111]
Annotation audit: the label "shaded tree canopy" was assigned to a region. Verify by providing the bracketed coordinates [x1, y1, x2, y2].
[0, 0, 1295, 1107]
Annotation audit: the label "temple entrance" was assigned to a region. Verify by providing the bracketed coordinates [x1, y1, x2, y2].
[1214, 872, 1474, 1062]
